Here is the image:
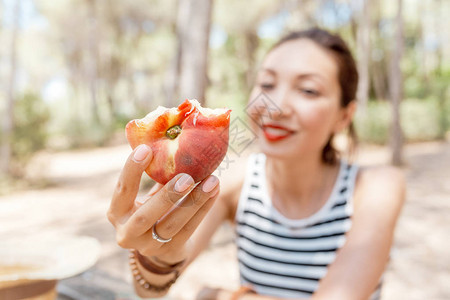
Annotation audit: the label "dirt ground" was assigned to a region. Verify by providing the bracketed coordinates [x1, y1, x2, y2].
[0, 139, 449, 300]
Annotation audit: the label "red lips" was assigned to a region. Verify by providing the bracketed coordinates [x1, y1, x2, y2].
[262, 123, 295, 142]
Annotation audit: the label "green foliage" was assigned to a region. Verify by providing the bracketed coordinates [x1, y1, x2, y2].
[404, 75, 429, 99]
[355, 98, 450, 144]
[112, 112, 134, 131]
[355, 101, 391, 144]
[63, 120, 115, 149]
[401, 98, 446, 141]
[12, 92, 50, 166]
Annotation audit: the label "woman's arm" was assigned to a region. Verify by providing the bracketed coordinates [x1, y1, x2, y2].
[188, 168, 245, 263]
[310, 166, 406, 300]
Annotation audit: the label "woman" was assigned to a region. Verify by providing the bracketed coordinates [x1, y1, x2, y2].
[107, 28, 405, 300]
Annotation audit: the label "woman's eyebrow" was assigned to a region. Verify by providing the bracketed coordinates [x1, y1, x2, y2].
[260, 69, 327, 85]
[296, 73, 326, 81]
[260, 68, 276, 75]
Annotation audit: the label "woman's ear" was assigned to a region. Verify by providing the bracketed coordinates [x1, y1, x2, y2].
[334, 100, 357, 133]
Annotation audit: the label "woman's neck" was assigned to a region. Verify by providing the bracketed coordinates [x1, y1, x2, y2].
[265, 153, 339, 219]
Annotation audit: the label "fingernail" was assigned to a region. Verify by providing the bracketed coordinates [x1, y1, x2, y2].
[202, 176, 218, 193]
[174, 174, 194, 193]
[135, 196, 147, 205]
[148, 183, 159, 196]
[133, 144, 150, 162]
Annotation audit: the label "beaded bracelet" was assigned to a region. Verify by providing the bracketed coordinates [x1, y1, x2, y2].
[230, 286, 255, 300]
[129, 250, 181, 292]
[135, 250, 185, 273]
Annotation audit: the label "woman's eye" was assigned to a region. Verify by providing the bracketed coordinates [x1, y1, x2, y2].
[300, 88, 319, 97]
[260, 83, 274, 90]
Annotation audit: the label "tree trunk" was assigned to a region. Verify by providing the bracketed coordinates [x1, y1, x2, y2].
[419, 0, 429, 91]
[86, 0, 101, 124]
[434, 0, 443, 78]
[176, 0, 213, 105]
[127, 66, 139, 111]
[372, 60, 387, 101]
[164, 23, 182, 107]
[356, 0, 371, 111]
[434, 0, 447, 138]
[371, 0, 386, 101]
[244, 30, 259, 92]
[0, 0, 21, 177]
[389, 0, 404, 166]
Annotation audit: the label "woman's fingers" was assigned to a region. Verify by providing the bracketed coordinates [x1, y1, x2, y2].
[123, 173, 196, 237]
[108, 145, 153, 224]
[134, 182, 164, 207]
[155, 175, 220, 240]
[138, 178, 219, 256]
[161, 186, 219, 250]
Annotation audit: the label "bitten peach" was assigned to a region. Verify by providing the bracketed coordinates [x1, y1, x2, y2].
[126, 99, 231, 184]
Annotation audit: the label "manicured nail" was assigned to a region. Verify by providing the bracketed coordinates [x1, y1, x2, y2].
[135, 196, 147, 205]
[202, 176, 218, 193]
[133, 145, 150, 162]
[148, 183, 160, 196]
[174, 174, 194, 193]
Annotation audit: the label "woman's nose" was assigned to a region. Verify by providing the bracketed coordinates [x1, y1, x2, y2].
[247, 89, 292, 122]
[248, 91, 279, 121]
[271, 89, 293, 119]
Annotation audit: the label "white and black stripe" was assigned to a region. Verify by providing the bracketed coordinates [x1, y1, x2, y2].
[235, 153, 382, 299]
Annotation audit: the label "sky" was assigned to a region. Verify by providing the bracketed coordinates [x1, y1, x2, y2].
[2, 0, 47, 30]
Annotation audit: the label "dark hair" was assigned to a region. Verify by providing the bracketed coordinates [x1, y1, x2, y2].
[271, 28, 359, 165]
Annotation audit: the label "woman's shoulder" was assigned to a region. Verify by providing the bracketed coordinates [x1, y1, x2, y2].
[353, 165, 406, 215]
[357, 164, 405, 185]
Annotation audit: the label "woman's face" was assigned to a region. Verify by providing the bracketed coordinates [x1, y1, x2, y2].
[248, 38, 353, 161]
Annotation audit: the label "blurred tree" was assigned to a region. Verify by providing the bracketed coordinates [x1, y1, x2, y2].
[11, 92, 50, 175]
[85, 0, 101, 125]
[434, 0, 448, 139]
[418, 0, 429, 90]
[0, 0, 21, 177]
[0, 0, 445, 162]
[284, 0, 317, 30]
[213, 0, 281, 94]
[164, 23, 181, 107]
[37, 0, 177, 133]
[355, 0, 372, 111]
[175, 0, 213, 105]
[389, 0, 404, 166]
[370, 0, 388, 101]
[100, 1, 158, 118]
[86, 0, 101, 124]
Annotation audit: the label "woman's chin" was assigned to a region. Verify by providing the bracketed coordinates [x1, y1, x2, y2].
[257, 140, 299, 160]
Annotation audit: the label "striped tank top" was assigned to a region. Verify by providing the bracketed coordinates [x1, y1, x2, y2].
[235, 153, 382, 299]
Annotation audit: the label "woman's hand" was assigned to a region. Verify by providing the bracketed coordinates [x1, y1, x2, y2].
[107, 144, 220, 263]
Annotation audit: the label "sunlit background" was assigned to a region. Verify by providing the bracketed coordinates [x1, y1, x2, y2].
[0, 0, 449, 181]
[0, 0, 449, 299]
